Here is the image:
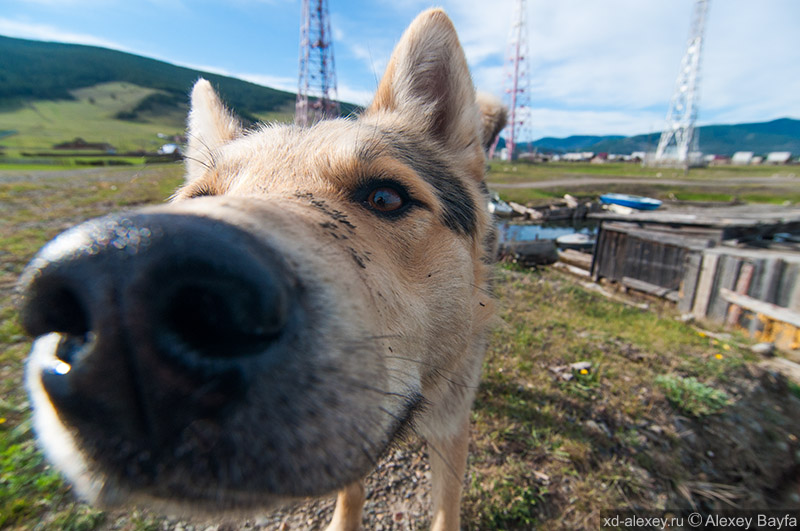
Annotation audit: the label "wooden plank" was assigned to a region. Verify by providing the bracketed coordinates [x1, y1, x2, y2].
[726, 262, 755, 326]
[692, 253, 720, 319]
[590, 221, 609, 280]
[589, 204, 800, 228]
[622, 276, 680, 302]
[558, 249, 592, 270]
[720, 288, 800, 328]
[790, 272, 800, 312]
[552, 261, 591, 278]
[679, 251, 703, 313]
[776, 263, 800, 308]
[748, 258, 771, 336]
[599, 221, 718, 245]
[705, 246, 800, 263]
[708, 255, 741, 321]
[762, 259, 785, 304]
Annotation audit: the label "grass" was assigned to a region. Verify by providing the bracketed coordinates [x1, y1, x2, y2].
[0, 82, 185, 153]
[462, 265, 800, 529]
[655, 375, 730, 417]
[487, 160, 800, 205]
[0, 82, 297, 158]
[0, 166, 798, 529]
[0, 164, 184, 530]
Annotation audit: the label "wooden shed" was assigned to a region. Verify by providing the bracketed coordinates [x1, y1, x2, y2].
[589, 204, 800, 351]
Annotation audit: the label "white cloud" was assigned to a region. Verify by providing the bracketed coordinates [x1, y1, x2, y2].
[335, 84, 374, 107]
[529, 107, 665, 139]
[246, 74, 297, 93]
[429, 0, 800, 138]
[0, 17, 130, 51]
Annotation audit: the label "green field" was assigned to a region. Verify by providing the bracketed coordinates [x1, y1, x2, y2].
[0, 82, 186, 154]
[487, 160, 800, 206]
[1, 165, 799, 529]
[0, 81, 300, 159]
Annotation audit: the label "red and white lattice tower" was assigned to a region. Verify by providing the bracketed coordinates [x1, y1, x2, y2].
[493, 0, 533, 161]
[296, 0, 339, 127]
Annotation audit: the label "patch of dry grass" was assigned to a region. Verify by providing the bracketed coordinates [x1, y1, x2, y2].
[462, 266, 800, 529]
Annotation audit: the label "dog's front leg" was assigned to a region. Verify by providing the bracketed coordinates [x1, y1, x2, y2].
[429, 419, 470, 531]
[325, 480, 366, 531]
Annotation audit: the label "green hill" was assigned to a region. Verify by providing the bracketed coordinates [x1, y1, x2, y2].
[0, 35, 297, 120]
[0, 35, 356, 153]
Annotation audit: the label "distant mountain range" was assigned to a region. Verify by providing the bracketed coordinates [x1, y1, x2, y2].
[499, 119, 800, 157]
[0, 34, 797, 156]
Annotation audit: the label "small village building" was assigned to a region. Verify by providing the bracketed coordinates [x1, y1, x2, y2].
[766, 151, 792, 164]
[731, 151, 754, 165]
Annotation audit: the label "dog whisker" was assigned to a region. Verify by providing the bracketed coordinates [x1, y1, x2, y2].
[382, 355, 478, 390]
[185, 131, 219, 170]
[470, 281, 494, 297]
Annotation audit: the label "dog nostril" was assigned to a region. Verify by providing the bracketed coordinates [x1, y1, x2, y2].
[162, 278, 287, 359]
[22, 281, 90, 341]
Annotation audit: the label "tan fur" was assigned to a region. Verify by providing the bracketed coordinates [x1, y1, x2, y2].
[21, 8, 503, 531]
[476, 92, 509, 150]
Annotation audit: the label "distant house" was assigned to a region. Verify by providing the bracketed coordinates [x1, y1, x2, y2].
[706, 154, 730, 165]
[158, 143, 181, 155]
[765, 151, 792, 164]
[731, 151, 754, 165]
[563, 152, 594, 162]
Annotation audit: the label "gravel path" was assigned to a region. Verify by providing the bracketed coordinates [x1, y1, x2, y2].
[103, 443, 436, 530]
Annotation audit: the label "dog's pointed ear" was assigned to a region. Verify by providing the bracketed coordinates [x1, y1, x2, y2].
[184, 79, 243, 180]
[366, 9, 483, 168]
[476, 92, 508, 152]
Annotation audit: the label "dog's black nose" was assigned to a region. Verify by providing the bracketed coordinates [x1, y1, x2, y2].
[20, 213, 292, 444]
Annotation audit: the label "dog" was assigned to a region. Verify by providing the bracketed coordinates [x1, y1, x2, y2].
[18, 9, 506, 530]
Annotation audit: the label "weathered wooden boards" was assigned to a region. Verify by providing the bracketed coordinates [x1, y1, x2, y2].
[683, 248, 800, 352]
[588, 204, 800, 352]
[591, 221, 714, 294]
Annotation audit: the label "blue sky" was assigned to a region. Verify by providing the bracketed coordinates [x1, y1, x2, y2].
[1, 0, 798, 140]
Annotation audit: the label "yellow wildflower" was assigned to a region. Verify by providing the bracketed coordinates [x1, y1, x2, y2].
[715, 353, 723, 360]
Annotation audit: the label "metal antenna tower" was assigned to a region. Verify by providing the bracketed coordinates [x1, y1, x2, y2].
[296, 0, 339, 127]
[494, 0, 532, 161]
[654, 0, 710, 167]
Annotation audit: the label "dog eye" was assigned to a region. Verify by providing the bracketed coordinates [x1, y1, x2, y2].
[366, 187, 405, 213]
